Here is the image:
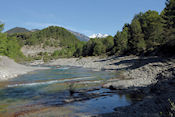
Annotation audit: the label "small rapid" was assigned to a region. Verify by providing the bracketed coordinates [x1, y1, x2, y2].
[0, 66, 132, 116]
[7, 76, 95, 88]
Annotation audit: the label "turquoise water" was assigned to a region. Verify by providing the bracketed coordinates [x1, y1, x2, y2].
[0, 66, 131, 116]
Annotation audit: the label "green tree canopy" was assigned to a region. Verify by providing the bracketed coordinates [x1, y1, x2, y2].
[162, 0, 175, 41]
[139, 10, 163, 50]
[130, 19, 146, 54]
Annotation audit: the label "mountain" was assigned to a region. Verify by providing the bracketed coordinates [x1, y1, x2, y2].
[89, 33, 109, 38]
[31, 29, 40, 32]
[6, 27, 89, 42]
[6, 27, 30, 34]
[14, 26, 83, 57]
[69, 30, 90, 41]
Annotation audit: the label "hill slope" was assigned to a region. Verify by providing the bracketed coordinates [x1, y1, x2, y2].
[69, 30, 90, 41]
[0, 56, 45, 80]
[13, 26, 83, 58]
[6, 27, 89, 42]
[6, 27, 30, 34]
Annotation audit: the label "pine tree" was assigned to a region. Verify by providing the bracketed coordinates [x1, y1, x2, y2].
[140, 10, 164, 50]
[113, 27, 128, 55]
[93, 41, 106, 56]
[162, 0, 175, 41]
[130, 19, 146, 54]
[0, 23, 7, 55]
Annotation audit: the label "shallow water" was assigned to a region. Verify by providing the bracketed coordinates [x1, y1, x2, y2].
[0, 66, 131, 116]
[69, 94, 130, 115]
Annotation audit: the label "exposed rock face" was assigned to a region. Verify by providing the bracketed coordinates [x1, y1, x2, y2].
[21, 45, 61, 56]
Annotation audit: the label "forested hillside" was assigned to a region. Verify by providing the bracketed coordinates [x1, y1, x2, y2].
[12, 26, 84, 61]
[0, 25, 84, 62]
[0, 0, 174, 62]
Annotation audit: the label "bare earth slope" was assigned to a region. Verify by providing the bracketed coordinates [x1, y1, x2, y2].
[0, 56, 47, 81]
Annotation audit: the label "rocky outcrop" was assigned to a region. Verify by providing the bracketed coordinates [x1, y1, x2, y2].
[21, 45, 61, 56]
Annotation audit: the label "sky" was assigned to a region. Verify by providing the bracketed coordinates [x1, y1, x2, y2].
[0, 0, 166, 36]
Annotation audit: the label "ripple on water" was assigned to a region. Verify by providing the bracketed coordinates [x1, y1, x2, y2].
[0, 66, 131, 116]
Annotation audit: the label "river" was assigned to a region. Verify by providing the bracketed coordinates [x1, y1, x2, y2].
[0, 66, 132, 117]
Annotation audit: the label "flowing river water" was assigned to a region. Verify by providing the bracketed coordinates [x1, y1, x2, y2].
[0, 66, 133, 117]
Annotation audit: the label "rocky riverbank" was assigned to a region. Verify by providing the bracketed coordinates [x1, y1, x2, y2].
[49, 56, 175, 88]
[48, 56, 175, 117]
[97, 67, 175, 117]
[1, 55, 175, 116]
[0, 56, 47, 81]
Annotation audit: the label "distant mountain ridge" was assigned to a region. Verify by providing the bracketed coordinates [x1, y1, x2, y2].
[68, 30, 90, 42]
[6, 27, 30, 34]
[6, 27, 89, 42]
[31, 29, 40, 32]
[14, 26, 83, 57]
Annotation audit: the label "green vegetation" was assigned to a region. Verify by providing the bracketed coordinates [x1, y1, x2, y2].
[74, 36, 114, 57]
[0, 0, 175, 62]
[10, 26, 84, 60]
[76, 0, 175, 57]
[15, 26, 82, 48]
[168, 99, 175, 117]
[108, 9, 165, 56]
[0, 24, 24, 61]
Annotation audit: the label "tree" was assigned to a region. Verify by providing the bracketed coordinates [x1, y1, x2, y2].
[6, 36, 24, 60]
[101, 36, 114, 52]
[93, 40, 106, 56]
[0, 23, 4, 32]
[0, 23, 7, 55]
[162, 0, 175, 41]
[130, 19, 146, 54]
[113, 29, 128, 55]
[139, 10, 164, 50]
[74, 47, 83, 57]
[82, 39, 95, 56]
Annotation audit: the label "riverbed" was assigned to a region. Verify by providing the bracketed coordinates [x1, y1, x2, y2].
[0, 66, 132, 117]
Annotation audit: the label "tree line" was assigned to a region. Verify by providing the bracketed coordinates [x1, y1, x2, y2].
[0, 0, 175, 62]
[75, 0, 175, 57]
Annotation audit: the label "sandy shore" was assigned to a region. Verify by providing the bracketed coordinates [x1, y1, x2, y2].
[0, 56, 47, 81]
[49, 56, 175, 88]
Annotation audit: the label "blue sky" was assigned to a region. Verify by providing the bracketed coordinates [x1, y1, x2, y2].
[0, 0, 165, 36]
